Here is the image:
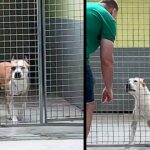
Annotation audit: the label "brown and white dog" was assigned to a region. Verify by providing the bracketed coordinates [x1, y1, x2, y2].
[126, 77, 150, 147]
[0, 57, 29, 122]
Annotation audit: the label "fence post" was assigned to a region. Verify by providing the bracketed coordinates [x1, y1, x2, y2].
[37, 0, 47, 124]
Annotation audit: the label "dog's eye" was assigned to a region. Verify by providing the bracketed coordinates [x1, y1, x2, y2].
[21, 66, 25, 69]
[134, 80, 138, 82]
[11, 67, 16, 70]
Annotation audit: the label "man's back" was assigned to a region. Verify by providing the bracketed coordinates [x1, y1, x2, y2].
[86, 2, 116, 64]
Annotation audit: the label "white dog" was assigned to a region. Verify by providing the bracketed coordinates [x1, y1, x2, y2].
[0, 57, 29, 122]
[126, 77, 150, 147]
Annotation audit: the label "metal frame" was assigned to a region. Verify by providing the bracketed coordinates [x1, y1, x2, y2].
[0, 0, 83, 127]
[37, 0, 47, 125]
[87, 0, 150, 147]
[87, 144, 150, 147]
[42, 0, 83, 125]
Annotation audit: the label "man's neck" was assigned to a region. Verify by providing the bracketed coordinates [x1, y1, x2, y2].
[100, 3, 110, 13]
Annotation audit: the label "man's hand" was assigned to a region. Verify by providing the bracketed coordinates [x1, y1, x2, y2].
[102, 87, 113, 104]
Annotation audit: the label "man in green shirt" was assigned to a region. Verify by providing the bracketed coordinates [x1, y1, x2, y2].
[86, 0, 119, 137]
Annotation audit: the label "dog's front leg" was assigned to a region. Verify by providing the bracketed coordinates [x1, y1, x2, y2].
[6, 94, 13, 120]
[129, 120, 137, 145]
[6, 94, 18, 123]
[125, 120, 137, 150]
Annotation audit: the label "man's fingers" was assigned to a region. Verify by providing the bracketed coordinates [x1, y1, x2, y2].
[102, 92, 108, 103]
[102, 94, 112, 104]
[102, 88, 113, 104]
[102, 95, 109, 103]
[102, 91, 106, 102]
[102, 94, 105, 101]
[102, 98, 106, 103]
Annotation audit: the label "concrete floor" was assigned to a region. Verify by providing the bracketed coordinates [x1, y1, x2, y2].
[0, 139, 83, 150]
[0, 125, 83, 150]
[0, 126, 83, 140]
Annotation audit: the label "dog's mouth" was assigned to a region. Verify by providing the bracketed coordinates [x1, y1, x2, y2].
[126, 84, 136, 92]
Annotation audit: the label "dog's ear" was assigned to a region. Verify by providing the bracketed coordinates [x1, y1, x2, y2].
[143, 79, 146, 87]
[142, 79, 146, 87]
[139, 78, 146, 87]
[24, 56, 30, 67]
[24, 56, 28, 63]
[11, 56, 14, 61]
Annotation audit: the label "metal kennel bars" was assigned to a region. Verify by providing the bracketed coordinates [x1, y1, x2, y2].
[0, 0, 83, 126]
[0, 0, 39, 125]
[43, 0, 83, 124]
[87, 0, 150, 148]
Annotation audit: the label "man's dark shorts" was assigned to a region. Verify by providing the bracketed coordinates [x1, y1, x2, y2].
[86, 64, 94, 103]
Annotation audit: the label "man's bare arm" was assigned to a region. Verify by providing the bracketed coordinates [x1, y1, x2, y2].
[100, 38, 114, 90]
[100, 38, 114, 103]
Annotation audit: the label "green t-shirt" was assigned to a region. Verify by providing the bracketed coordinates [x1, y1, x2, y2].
[86, 2, 117, 64]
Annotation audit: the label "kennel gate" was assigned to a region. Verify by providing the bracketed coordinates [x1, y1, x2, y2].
[42, 0, 83, 125]
[0, 0, 83, 126]
[87, 0, 150, 147]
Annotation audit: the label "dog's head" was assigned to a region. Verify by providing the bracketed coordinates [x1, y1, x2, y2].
[126, 77, 147, 96]
[10, 57, 29, 79]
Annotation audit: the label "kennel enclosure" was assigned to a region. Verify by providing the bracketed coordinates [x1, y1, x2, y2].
[87, 0, 150, 147]
[0, 0, 83, 126]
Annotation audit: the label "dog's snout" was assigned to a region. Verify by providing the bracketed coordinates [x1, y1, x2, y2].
[126, 83, 131, 92]
[14, 72, 21, 79]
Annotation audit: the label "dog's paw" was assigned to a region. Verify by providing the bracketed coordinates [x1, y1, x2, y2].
[7, 115, 12, 120]
[7, 117, 12, 120]
[12, 116, 18, 124]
